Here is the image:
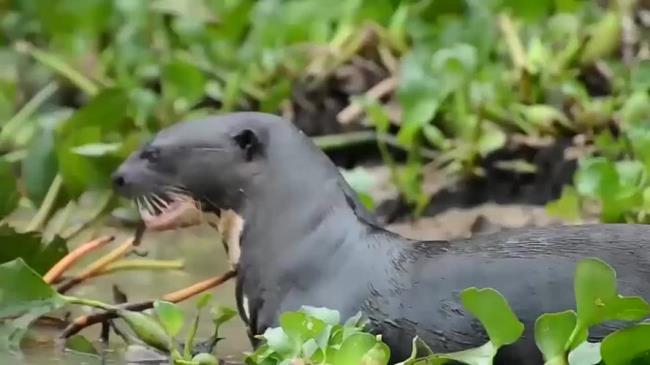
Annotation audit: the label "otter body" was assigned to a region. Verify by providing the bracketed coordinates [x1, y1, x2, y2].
[112, 113, 650, 364]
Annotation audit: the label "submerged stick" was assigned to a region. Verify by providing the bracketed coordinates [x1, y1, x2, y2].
[60, 270, 237, 338]
[43, 235, 115, 284]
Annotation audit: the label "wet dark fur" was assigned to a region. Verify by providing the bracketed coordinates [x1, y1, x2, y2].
[112, 112, 650, 364]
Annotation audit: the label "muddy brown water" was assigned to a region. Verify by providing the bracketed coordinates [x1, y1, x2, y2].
[3, 204, 567, 364]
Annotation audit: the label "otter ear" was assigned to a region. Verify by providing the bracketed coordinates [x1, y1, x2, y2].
[232, 128, 262, 161]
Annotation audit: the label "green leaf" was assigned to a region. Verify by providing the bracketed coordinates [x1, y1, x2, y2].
[499, 0, 553, 22]
[0, 159, 19, 219]
[0, 258, 66, 351]
[0, 225, 68, 275]
[579, 11, 621, 65]
[534, 310, 582, 364]
[280, 311, 326, 343]
[574, 158, 618, 199]
[477, 123, 507, 156]
[572, 258, 650, 348]
[335, 332, 390, 365]
[567, 341, 600, 365]
[162, 59, 206, 111]
[545, 186, 581, 222]
[397, 50, 448, 145]
[300, 306, 341, 326]
[260, 327, 295, 357]
[191, 353, 219, 365]
[65, 334, 99, 358]
[154, 300, 185, 337]
[630, 60, 650, 92]
[211, 304, 237, 331]
[21, 127, 58, 206]
[116, 309, 171, 353]
[57, 88, 128, 137]
[460, 287, 524, 348]
[600, 324, 650, 365]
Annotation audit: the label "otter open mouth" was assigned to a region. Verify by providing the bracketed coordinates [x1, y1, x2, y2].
[135, 191, 204, 231]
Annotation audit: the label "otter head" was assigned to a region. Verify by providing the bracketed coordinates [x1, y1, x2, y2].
[111, 113, 270, 231]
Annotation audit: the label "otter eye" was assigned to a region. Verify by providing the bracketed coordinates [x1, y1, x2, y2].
[140, 148, 160, 163]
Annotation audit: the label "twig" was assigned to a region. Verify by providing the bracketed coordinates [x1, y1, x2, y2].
[337, 77, 398, 124]
[60, 270, 237, 339]
[25, 174, 63, 233]
[57, 237, 135, 294]
[43, 235, 115, 284]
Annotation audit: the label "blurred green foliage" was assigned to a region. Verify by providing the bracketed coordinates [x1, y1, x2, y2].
[0, 0, 648, 230]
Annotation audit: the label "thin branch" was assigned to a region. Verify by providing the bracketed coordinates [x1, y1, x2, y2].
[60, 270, 237, 339]
[43, 235, 115, 284]
[57, 237, 135, 294]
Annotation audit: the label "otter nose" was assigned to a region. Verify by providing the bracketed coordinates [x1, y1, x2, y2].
[112, 172, 126, 188]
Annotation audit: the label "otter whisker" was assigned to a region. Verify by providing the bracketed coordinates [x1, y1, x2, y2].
[151, 194, 169, 211]
[141, 195, 156, 216]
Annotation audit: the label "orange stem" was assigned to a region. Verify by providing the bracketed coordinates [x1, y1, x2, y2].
[43, 235, 114, 284]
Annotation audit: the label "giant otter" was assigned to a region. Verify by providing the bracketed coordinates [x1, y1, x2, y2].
[111, 112, 650, 364]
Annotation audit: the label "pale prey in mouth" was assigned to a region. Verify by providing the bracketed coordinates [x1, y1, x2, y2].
[134, 189, 205, 231]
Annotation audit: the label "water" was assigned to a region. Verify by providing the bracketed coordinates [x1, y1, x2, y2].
[3, 223, 250, 364]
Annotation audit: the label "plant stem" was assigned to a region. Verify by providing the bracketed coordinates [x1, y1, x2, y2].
[15, 41, 99, 96]
[184, 311, 201, 359]
[61, 270, 237, 339]
[497, 14, 527, 71]
[57, 236, 135, 294]
[0, 81, 58, 143]
[25, 174, 63, 233]
[92, 259, 185, 277]
[62, 295, 116, 311]
[43, 235, 115, 284]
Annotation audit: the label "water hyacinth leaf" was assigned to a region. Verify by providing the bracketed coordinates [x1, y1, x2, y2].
[162, 59, 206, 111]
[579, 11, 621, 65]
[21, 127, 58, 206]
[574, 158, 619, 199]
[211, 304, 237, 331]
[545, 186, 581, 222]
[460, 287, 524, 348]
[116, 309, 171, 353]
[499, 0, 553, 22]
[260, 327, 295, 357]
[0, 160, 18, 219]
[567, 341, 601, 365]
[534, 310, 583, 363]
[335, 332, 390, 365]
[280, 311, 326, 343]
[191, 353, 219, 365]
[300, 306, 341, 326]
[600, 324, 650, 365]
[57, 88, 128, 137]
[396, 50, 447, 145]
[154, 300, 185, 337]
[0, 225, 68, 275]
[572, 258, 650, 347]
[65, 334, 99, 358]
[0, 258, 66, 351]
